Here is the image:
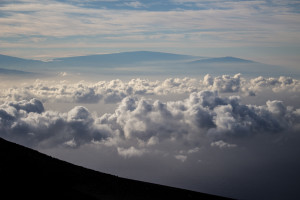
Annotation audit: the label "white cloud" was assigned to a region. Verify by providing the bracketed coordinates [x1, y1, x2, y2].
[187, 147, 200, 154]
[123, 1, 144, 8]
[211, 140, 237, 149]
[107, 90, 299, 144]
[203, 73, 242, 93]
[1, 75, 299, 105]
[175, 154, 187, 162]
[147, 136, 159, 146]
[117, 146, 145, 158]
[247, 76, 300, 95]
[58, 72, 68, 77]
[64, 138, 77, 147]
[0, 99, 112, 147]
[0, 0, 299, 49]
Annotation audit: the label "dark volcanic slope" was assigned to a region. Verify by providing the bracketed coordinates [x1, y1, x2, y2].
[0, 137, 230, 200]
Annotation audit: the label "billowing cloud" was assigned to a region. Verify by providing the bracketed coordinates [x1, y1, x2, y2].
[1, 75, 299, 105]
[203, 73, 242, 93]
[1, 88, 300, 199]
[102, 90, 300, 146]
[1, 75, 300, 164]
[247, 76, 300, 94]
[117, 146, 146, 158]
[1, 90, 299, 154]
[0, 99, 112, 148]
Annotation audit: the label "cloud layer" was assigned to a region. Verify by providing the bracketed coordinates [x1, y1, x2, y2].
[1, 74, 299, 105]
[2, 79, 300, 199]
[1, 89, 299, 159]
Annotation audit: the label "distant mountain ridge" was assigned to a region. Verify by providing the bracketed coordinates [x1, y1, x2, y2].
[1, 51, 285, 77]
[51, 51, 195, 67]
[54, 51, 194, 62]
[0, 137, 230, 199]
[0, 67, 33, 75]
[0, 54, 45, 66]
[189, 56, 255, 64]
[0, 51, 255, 69]
[0, 51, 196, 70]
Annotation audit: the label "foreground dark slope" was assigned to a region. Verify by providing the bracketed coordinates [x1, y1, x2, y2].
[0, 137, 230, 200]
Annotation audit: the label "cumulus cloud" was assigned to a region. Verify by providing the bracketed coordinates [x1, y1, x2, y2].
[0, 79, 300, 165]
[1, 75, 299, 105]
[1, 91, 300, 200]
[64, 138, 77, 147]
[247, 76, 300, 94]
[1, 84, 300, 162]
[0, 99, 112, 148]
[37, 91, 299, 200]
[211, 140, 237, 149]
[203, 73, 242, 93]
[58, 72, 68, 77]
[117, 146, 146, 158]
[174, 154, 187, 162]
[0, 79, 155, 104]
[100, 90, 300, 151]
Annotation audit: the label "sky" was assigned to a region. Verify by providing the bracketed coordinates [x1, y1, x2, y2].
[0, 0, 300, 68]
[1, 1, 300, 199]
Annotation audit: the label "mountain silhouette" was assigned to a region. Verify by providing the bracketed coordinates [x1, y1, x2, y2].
[51, 51, 194, 67]
[189, 56, 254, 64]
[0, 52, 256, 70]
[0, 137, 231, 200]
[0, 54, 45, 67]
[0, 51, 194, 69]
[3, 52, 287, 77]
[0, 52, 255, 69]
[0, 67, 33, 75]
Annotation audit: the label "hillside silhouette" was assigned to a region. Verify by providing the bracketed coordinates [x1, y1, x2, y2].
[0, 137, 231, 200]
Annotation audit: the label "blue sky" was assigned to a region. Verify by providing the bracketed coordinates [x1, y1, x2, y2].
[0, 0, 300, 68]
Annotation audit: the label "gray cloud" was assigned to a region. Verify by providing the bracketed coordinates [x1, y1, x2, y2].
[73, 87, 103, 103]
[117, 146, 146, 158]
[203, 73, 242, 93]
[0, 99, 112, 148]
[102, 90, 300, 148]
[1, 90, 300, 150]
[1, 90, 300, 199]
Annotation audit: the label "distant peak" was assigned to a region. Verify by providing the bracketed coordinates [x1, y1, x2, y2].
[189, 56, 255, 64]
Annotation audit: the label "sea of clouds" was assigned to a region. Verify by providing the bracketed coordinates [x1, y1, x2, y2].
[1, 74, 299, 105]
[1, 74, 300, 199]
[1, 74, 300, 154]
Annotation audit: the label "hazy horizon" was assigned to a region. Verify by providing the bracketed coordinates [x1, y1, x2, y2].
[0, 0, 300, 68]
